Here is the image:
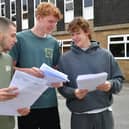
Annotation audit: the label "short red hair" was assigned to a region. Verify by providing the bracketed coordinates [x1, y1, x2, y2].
[36, 2, 63, 20]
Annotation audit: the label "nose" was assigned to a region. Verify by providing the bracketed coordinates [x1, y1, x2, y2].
[12, 37, 17, 45]
[14, 37, 17, 43]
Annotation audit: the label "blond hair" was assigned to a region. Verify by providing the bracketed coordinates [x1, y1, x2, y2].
[36, 2, 63, 20]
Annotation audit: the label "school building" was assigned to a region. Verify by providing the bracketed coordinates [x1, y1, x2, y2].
[1, 0, 129, 81]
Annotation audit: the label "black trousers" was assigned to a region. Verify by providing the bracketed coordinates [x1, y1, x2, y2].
[18, 107, 61, 129]
[71, 110, 114, 129]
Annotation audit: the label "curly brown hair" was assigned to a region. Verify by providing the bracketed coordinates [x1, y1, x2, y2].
[68, 17, 92, 40]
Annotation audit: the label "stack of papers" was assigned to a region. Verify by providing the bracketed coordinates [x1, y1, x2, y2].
[40, 63, 69, 83]
[76, 72, 108, 91]
[0, 63, 69, 116]
[0, 70, 48, 116]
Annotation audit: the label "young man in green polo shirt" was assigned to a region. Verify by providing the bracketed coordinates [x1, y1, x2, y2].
[0, 17, 30, 129]
[9, 2, 63, 129]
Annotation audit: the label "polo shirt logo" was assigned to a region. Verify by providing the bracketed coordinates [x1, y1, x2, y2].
[45, 48, 53, 59]
[5, 65, 11, 72]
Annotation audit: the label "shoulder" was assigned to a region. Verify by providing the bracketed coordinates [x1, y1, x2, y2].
[47, 35, 58, 42]
[46, 35, 60, 47]
[17, 30, 30, 38]
[61, 50, 72, 59]
[99, 48, 113, 56]
[0, 52, 12, 61]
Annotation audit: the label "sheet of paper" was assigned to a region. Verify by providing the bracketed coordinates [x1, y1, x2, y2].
[40, 63, 69, 83]
[0, 70, 48, 116]
[76, 72, 108, 91]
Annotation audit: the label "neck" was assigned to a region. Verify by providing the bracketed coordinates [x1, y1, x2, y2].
[31, 26, 46, 38]
[82, 39, 91, 48]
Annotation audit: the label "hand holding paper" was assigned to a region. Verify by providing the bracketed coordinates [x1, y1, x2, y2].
[76, 72, 108, 92]
[0, 70, 48, 116]
[40, 63, 69, 83]
[96, 80, 111, 92]
[0, 64, 69, 116]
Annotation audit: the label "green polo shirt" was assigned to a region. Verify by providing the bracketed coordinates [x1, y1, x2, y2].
[9, 30, 61, 109]
[0, 52, 14, 129]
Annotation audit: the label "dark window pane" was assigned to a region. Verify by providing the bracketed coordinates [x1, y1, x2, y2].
[35, 0, 40, 8]
[66, 2, 73, 11]
[23, 13, 28, 19]
[11, 2, 16, 14]
[50, 0, 55, 4]
[110, 37, 123, 41]
[12, 15, 16, 21]
[127, 44, 129, 57]
[1, 4, 5, 16]
[110, 44, 124, 57]
[23, 0, 27, 11]
[127, 36, 129, 41]
[84, 0, 92, 7]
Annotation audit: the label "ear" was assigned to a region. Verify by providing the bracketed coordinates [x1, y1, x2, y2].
[36, 15, 44, 21]
[36, 15, 40, 20]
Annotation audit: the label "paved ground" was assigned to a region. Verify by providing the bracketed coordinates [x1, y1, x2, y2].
[14, 83, 129, 129]
[58, 83, 129, 129]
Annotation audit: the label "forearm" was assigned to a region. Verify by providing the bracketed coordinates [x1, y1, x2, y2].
[58, 85, 76, 99]
[109, 77, 124, 94]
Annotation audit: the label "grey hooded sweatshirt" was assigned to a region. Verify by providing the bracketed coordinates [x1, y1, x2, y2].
[58, 41, 124, 113]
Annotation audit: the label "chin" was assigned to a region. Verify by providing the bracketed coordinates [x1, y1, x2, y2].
[76, 44, 81, 47]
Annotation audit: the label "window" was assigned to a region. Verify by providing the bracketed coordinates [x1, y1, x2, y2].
[0, 1, 5, 16]
[84, 0, 93, 7]
[83, 0, 93, 20]
[58, 39, 72, 54]
[65, 0, 73, 11]
[21, 0, 29, 29]
[49, 0, 56, 4]
[108, 34, 129, 59]
[34, 0, 56, 8]
[64, 0, 74, 23]
[35, 0, 40, 8]
[11, 1, 16, 21]
[23, 0, 28, 12]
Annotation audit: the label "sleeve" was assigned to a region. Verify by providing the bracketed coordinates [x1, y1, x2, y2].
[9, 35, 21, 64]
[57, 56, 77, 99]
[52, 41, 61, 66]
[108, 52, 125, 94]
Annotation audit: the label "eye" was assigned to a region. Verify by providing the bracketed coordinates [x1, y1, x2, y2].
[71, 33, 74, 36]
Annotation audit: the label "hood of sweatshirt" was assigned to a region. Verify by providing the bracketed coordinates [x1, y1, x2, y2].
[71, 41, 100, 54]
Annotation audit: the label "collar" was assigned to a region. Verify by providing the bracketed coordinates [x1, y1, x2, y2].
[0, 51, 2, 55]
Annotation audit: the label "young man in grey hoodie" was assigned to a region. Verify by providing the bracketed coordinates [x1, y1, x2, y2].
[58, 17, 124, 129]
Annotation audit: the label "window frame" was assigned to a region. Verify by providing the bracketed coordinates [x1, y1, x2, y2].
[108, 34, 129, 60]
[83, 0, 93, 20]
[0, 1, 5, 16]
[58, 39, 72, 54]
[84, 0, 93, 7]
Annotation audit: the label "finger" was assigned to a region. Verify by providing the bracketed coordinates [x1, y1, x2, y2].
[32, 67, 44, 78]
[17, 108, 30, 116]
